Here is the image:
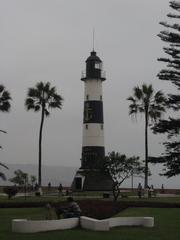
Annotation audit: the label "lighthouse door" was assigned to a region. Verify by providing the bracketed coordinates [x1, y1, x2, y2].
[75, 177, 82, 190]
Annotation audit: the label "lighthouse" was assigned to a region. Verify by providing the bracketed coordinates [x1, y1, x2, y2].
[72, 50, 113, 191]
[82, 50, 105, 169]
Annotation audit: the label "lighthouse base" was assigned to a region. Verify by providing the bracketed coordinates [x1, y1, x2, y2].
[72, 169, 113, 191]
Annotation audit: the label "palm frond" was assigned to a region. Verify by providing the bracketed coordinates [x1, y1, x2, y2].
[25, 98, 37, 111]
[44, 109, 50, 116]
[53, 93, 63, 102]
[0, 162, 8, 181]
[127, 96, 135, 102]
[1, 90, 11, 101]
[0, 85, 5, 93]
[48, 102, 60, 108]
[49, 86, 56, 95]
[28, 88, 41, 99]
[44, 82, 51, 92]
[34, 105, 40, 111]
[0, 130, 7, 134]
[133, 86, 143, 100]
[0, 172, 6, 181]
[143, 84, 154, 101]
[0, 101, 11, 112]
[0, 162, 8, 169]
[36, 82, 44, 92]
[154, 90, 167, 104]
[25, 98, 34, 106]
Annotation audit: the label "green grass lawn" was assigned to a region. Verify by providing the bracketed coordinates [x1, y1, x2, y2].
[0, 191, 103, 203]
[0, 207, 180, 240]
[1, 192, 180, 204]
[120, 196, 180, 203]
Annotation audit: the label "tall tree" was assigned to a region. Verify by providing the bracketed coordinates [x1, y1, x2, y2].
[151, 1, 180, 177]
[127, 84, 166, 188]
[25, 82, 63, 187]
[0, 84, 11, 179]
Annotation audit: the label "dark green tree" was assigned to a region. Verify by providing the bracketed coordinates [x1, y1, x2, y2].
[0, 85, 11, 179]
[127, 84, 166, 187]
[25, 82, 63, 187]
[9, 169, 28, 186]
[151, 1, 180, 177]
[104, 151, 143, 201]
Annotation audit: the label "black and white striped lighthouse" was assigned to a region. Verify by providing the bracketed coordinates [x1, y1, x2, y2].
[81, 50, 105, 169]
[72, 50, 113, 191]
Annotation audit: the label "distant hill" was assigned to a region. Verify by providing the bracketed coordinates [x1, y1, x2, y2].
[0, 163, 78, 187]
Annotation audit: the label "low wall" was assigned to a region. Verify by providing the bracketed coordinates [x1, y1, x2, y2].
[80, 216, 109, 231]
[12, 218, 79, 233]
[12, 216, 154, 233]
[109, 217, 154, 228]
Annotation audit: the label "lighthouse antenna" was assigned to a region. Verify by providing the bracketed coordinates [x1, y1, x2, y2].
[93, 28, 95, 51]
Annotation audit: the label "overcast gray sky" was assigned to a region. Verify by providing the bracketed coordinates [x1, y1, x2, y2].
[1, 0, 180, 187]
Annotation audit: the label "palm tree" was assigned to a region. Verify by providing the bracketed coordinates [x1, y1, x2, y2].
[127, 84, 166, 188]
[25, 82, 63, 187]
[0, 84, 11, 112]
[0, 85, 11, 180]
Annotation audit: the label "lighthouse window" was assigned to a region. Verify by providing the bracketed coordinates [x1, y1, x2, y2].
[100, 95, 102, 101]
[85, 124, 88, 129]
[86, 95, 89, 100]
[101, 124, 103, 130]
[95, 63, 101, 69]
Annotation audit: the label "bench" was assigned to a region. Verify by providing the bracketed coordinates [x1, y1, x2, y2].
[12, 218, 79, 233]
[109, 217, 154, 228]
[80, 216, 109, 231]
[12, 216, 154, 233]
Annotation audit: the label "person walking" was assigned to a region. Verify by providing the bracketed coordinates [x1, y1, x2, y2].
[137, 183, 143, 199]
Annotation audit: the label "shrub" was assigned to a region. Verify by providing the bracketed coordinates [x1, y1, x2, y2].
[35, 191, 41, 196]
[75, 200, 128, 219]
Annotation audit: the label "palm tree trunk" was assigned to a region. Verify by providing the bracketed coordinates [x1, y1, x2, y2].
[131, 170, 134, 191]
[38, 105, 45, 187]
[144, 110, 148, 188]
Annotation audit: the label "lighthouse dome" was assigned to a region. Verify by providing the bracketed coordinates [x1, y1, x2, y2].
[86, 51, 102, 63]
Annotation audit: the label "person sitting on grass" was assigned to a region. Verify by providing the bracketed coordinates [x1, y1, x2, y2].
[55, 197, 81, 219]
[63, 197, 81, 218]
[45, 203, 55, 220]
